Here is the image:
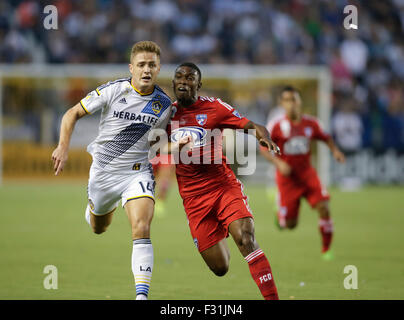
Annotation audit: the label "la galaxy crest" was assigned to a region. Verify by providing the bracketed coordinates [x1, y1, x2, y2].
[152, 101, 163, 115]
[196, 114, 207, 126]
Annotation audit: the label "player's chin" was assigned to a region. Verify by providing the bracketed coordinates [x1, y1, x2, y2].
[175, 90, 190, 100]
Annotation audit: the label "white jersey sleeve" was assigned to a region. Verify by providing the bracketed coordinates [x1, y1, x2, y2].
[80, 81, 115, 115]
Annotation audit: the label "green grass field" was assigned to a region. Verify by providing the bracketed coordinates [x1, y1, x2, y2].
[1, 181, 403, 300]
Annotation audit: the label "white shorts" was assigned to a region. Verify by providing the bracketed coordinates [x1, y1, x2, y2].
[87, 164, 155, 216]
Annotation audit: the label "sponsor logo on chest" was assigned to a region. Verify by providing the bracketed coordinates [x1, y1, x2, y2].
[170, 126, 208, 147]
[112, 109, 158, 125]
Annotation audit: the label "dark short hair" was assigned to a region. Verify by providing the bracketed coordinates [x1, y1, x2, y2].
[176, 62, 202, 81]
[280, 85, 301, 97]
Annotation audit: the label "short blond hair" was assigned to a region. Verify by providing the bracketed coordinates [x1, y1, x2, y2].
[130, 41, 161, 62]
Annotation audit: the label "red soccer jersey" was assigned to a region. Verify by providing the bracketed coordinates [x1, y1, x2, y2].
[168, 96, 250, 198]
[266, 114, 330, 174]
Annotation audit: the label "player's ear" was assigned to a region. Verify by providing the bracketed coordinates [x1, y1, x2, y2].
[156, 61, 161, 74]
[128, 63, 133, 74]
[197, 81, 202, 90]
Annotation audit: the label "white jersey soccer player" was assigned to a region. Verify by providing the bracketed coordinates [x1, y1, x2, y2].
[52, 41, 171, 300]
[81, 77, 171, 214]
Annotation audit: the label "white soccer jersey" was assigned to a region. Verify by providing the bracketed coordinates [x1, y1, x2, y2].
[80, 77, 172, 173]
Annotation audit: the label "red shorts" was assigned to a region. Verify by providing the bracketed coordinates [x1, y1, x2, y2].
[182, 180, 253, 253]
[276, 167, 329, 225]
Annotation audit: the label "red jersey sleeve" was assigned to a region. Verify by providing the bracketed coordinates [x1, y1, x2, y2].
[311, 117, 330, 142]
[215, 98, 250, 129]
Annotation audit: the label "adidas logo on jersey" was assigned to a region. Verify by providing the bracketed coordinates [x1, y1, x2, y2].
[118, 98, 127, 104]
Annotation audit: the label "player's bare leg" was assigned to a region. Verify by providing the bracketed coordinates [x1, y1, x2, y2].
[200, 238, 230, 276]
[315, 200, 334, 259]
[125, 198, 155, 300]
[155, 165, 174, 201]
[125, 197, 154, 239]
[154, 165, 174, 218]
[85, 206, 115, 234]
[228, 217, 258, 256]
[316, 200, 330, 219]
[228, 217, 279, 300]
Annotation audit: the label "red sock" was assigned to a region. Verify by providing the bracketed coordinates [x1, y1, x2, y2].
[319, 217, 333, 253]
[245, 249, 279, 300]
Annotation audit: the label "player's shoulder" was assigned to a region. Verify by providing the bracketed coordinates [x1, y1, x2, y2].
[149, 86, 172, 117]
[267, 114, 286, 131]
[154, 86, 172, 108]
[200, 96, 234, 112]
[96, 77, 131, 95]
[154, 85, 172, 102]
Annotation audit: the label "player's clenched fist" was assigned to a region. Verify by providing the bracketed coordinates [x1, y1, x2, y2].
[51, 146, 68, 175]
[178, 135, 193, 151]
[332, 149, 345, 163]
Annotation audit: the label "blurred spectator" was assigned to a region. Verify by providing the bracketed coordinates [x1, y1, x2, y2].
[340, 32, 369, 77]
[332, 97, 363, 154]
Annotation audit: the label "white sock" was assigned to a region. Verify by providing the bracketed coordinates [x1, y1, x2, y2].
[85, 205, 92, 227]
[132, 238, 153, 299]
[136, 294, 148, 300]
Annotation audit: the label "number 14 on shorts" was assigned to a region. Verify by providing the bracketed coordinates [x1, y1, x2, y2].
[139, 181, 155, 194]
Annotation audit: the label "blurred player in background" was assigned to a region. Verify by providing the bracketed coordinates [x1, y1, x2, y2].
[51, 41, 172, 300]
[168, 62, 280, 300]
[149, 153, 175, 217]
[260, 86, 345, 260]
[263, 98, 285, 211]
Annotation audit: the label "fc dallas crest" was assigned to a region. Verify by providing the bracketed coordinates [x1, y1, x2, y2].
[196, 114, 207, 126]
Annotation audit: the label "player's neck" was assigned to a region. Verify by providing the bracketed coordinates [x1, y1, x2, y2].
[287, 114, 302, 124]
[131, 80, 155, 95]
[177, 96, 198, 108]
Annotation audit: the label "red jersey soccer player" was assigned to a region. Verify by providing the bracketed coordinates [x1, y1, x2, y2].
[260, 86, 345, 260]
[168, 62, 280, 300]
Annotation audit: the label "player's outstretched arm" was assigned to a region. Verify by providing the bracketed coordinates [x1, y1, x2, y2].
[243, 121, 280, 155]
[325, 137, 345, 163]
[258, 144, 292, 176]
[51, 103, 87, 175]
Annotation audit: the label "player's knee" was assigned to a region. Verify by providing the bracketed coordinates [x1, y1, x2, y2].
[92, 225, 107, 234]
[210, 263, 229, 277]
[242, 232, 255, 250]
[286, 219, 297, 229]
[131, 219, 151, 238]
[317, 202, 330, 218]
[234, 231, 256, 255]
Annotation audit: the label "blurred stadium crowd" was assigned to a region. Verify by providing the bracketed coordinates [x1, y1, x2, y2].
[1, 0, 404, 153]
